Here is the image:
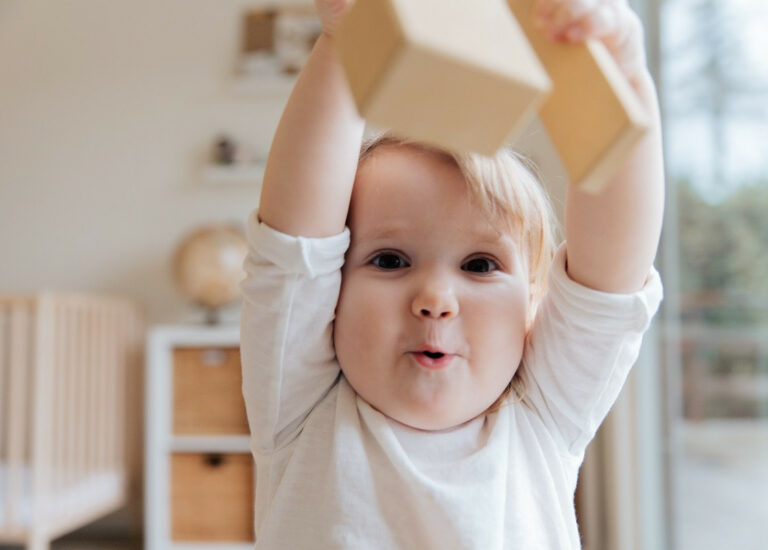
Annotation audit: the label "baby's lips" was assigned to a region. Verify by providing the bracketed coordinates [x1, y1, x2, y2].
[415, 344, 449, 356]
[411, 351, 456, 370]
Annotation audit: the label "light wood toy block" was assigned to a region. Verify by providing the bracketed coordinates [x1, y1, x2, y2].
[508, 0, 649, 192]
[335, 0, 650, 192]
[334, 0, 552, 156]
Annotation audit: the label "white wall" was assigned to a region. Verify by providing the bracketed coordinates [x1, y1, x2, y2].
[0, 0, 566, 326]
[0, 0, 296, 324]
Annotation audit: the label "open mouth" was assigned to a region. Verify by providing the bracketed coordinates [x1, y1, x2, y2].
[411, 350, 454, 370]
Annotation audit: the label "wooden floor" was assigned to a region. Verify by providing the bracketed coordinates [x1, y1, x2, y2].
[0, 506, 142, 550]
[52, 538, 142, 550]
[1, 537, 141, 550]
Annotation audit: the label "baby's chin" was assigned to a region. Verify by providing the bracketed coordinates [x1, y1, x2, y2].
[389, 412, 481, 432]
[365, 394, 489, 432]
[340, 365, 506, 431]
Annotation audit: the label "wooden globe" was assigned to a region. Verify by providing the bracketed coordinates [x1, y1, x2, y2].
[172, 224, 248, 323]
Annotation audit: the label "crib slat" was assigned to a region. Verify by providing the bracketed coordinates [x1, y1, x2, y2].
[0, 304, 6, 459]
[78, 301, 88, 484]
[0, 303, 9, 529]
[67, 301, 76, 487]
[113, 306, 121, 470]
[132, 308, 144, 494]
[71, 300, 80, 487]
[54, 301, 66, 495]
[74, 303, 84, 481]
[67, 300, 82, 513]
[48, 301, 58, 496]
[30, 293, 55, 540]
[0, 306, 6, 483]
[106, 306, 117, 471]
[57, 300, 66, 491]
[65, 301, 75, 490]
[75, 303, 85, 486]
[114, 308, 126, 473]
[85, 305, 96, 476]
[97, 303, 107, 471]
[90, 303, 100, 472]
[7, 301, 32, 531]
[101, 305, 111, 471]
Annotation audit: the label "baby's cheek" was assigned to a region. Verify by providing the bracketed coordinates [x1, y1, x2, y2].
[482, 287, 528, 344]
[336, 276, 389, 348]
[486, 282, 528, 315]
[341, 277, 386, 321]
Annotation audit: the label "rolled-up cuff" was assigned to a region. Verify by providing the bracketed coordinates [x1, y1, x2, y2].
[548, 243, 664, 333]
[245, 210, 350, 278]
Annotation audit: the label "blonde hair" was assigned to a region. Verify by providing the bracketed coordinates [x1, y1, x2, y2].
[358, 132, 559, 414]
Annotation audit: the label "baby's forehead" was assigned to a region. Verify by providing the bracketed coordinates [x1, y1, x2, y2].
[356, 143, 457, 183]
[355, 216, 510, 244]
[352, 142, 525, 240]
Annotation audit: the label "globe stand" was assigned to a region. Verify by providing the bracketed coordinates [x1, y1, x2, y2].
[204, 307, 221, 326]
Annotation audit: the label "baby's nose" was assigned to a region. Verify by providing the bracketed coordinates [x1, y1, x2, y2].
[411, 286, 459, 320]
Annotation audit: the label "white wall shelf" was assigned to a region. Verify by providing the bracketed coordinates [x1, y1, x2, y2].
[204, 163, 265, 186]
[231, 73, 297, 95]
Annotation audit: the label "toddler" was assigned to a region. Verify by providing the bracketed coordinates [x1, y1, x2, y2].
[240, 0, 665, 547]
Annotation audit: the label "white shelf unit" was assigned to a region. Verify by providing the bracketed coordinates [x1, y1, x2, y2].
[145, 325, 254, 550]
[170, 435, 250, 453]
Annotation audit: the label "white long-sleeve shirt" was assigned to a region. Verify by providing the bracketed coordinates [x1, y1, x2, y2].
[240, 211, 663, 549]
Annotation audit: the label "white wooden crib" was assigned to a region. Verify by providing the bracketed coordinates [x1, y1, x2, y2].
[0, 292, 143, 550]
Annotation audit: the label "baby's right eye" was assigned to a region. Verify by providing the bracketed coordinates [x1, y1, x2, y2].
[370, 252, 410, 270]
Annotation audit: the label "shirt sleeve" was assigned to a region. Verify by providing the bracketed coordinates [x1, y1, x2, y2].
[519, 243, 663, 457]
[239, 210, 349, 455]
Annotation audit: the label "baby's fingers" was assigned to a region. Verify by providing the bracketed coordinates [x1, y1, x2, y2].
[535, 0, 630, 41]
[564, 2, 635, 44]
[534, 0, 647, 79]
[315, 0, 354, 37]
[534, 0, 601, 38]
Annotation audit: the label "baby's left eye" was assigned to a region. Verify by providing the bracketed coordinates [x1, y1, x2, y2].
[461, 257, 499, 273]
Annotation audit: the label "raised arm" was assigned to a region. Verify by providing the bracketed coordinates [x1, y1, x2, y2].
[240, 1, 364, 455]
[535, 0, 665, 293]
[258, 0, 365, 239]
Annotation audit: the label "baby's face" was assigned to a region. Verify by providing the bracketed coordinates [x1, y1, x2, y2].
[334, 145, 529, 431]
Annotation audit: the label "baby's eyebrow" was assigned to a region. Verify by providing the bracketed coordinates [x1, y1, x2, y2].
[358, 224, 408, 242]
[354, 223, 516, 249]
[469, 228, 512, 247]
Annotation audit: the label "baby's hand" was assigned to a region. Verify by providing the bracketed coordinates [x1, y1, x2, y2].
[533, 0, 648, 82]
[315, 0, 355, 39]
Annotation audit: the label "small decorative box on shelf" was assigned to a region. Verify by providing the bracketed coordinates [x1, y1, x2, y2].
[145, 325, 254, 550]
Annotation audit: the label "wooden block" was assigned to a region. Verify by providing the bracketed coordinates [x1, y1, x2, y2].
[172, 347, 249, 435]
[335, 0, 551, 155]
[508, 0, 649, 192]
[171, 452, 255, 541]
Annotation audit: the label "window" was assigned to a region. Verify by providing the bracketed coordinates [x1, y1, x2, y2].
[659, 0, 768, 548]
